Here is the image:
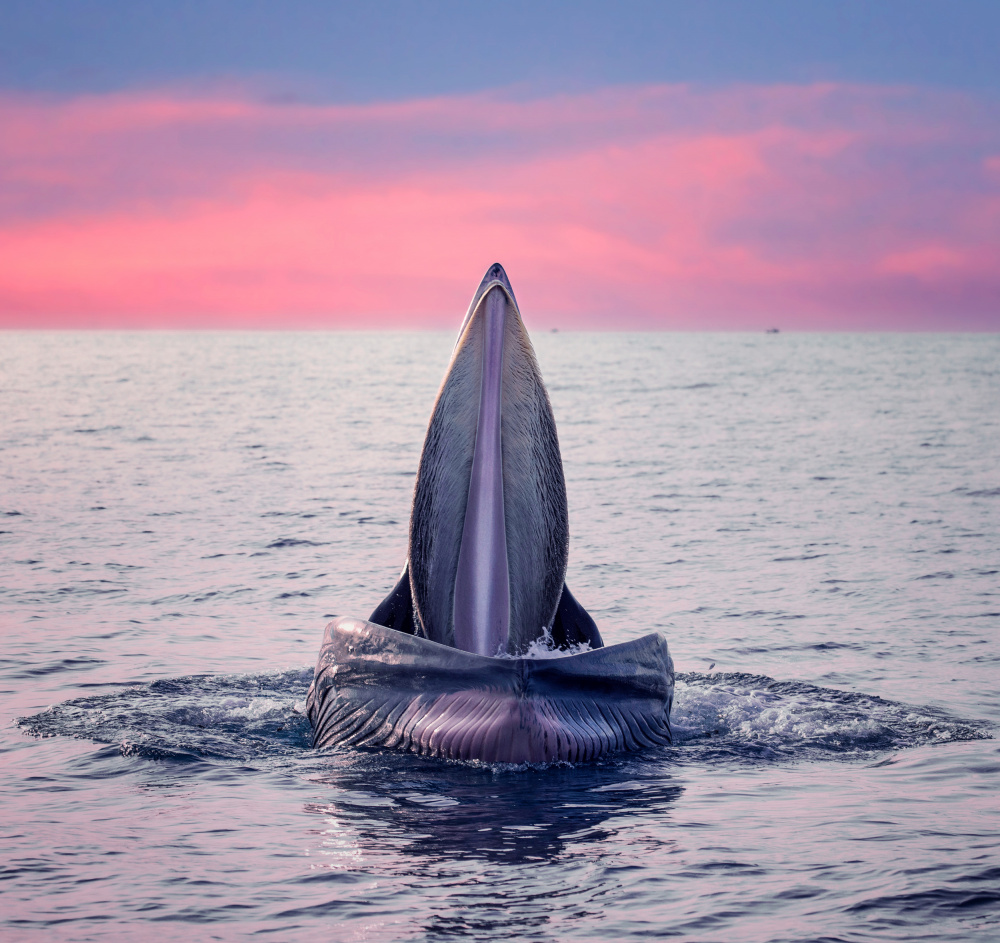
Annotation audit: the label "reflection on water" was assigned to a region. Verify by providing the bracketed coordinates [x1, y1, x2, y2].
[303, 751, 683, 940]
[306, 752, 683, 865]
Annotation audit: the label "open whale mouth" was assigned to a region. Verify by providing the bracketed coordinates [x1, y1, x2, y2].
[306, 263, 672, 764]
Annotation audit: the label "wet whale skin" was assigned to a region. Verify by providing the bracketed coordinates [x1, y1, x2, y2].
[307, 617, 674, 764]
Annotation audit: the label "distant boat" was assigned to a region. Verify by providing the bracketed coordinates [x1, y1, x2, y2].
[766, 327, 780, 334]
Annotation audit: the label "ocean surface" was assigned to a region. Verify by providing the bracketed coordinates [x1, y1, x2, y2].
[2, 330, 998, 942]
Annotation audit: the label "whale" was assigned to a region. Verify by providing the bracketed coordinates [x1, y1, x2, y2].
[306, 263, 674, 763]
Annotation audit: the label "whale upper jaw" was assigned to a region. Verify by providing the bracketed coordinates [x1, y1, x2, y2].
[408, 263, 569, 656]
[454, 262, 519, 350]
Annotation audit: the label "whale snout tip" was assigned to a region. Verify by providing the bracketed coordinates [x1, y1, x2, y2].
[479, 262, 513, 296]
[456, 264, 519, 345]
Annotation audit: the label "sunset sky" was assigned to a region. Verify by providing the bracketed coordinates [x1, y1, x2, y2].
[2, 1, 999, 330]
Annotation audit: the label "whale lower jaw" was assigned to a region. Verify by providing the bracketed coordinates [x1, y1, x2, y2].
[306, 618, 674, 764]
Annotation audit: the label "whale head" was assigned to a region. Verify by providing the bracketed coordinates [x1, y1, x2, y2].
[307, 267, 663, 762]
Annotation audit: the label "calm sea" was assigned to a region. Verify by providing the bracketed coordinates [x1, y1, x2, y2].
[2, 331, 998, 942]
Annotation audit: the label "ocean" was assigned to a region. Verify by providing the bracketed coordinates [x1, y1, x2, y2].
[2, 330, 998, 942]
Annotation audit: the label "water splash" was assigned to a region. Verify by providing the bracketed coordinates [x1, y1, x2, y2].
[673, 671, 992, 760]
[18, 669, 314, 763]
[494, 625, 594, 659]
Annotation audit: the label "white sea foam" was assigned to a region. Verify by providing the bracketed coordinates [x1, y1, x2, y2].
[493, 626, 593, 659]
[671, 672, 989, 755]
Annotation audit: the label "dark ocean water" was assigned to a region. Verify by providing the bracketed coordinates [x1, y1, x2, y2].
[2, 330, 998, 942]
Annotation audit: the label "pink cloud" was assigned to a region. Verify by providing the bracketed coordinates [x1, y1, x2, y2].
[0, 84, 998, 329]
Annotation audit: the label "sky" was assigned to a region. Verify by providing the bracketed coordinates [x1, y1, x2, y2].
[2, 1, 999, 330]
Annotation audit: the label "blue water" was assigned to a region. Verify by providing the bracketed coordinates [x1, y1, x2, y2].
[2, 331, 999, 942]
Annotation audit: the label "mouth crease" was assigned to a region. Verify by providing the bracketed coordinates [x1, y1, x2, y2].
[452, 286, 511, 655]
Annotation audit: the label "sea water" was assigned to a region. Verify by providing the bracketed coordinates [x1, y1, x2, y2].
[2, 331, 998, 942]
